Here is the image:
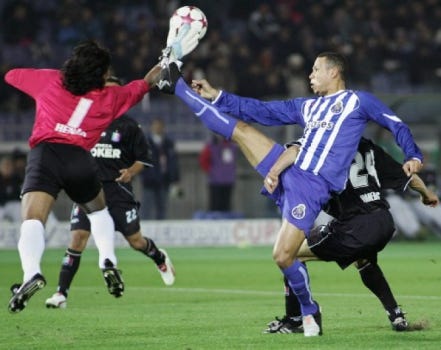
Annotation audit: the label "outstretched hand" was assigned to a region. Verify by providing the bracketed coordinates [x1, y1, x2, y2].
[115, 168, 133, 183]
[402, 159, 423, 176]
[421, 190, 439, 207]
[191, 79, 219, 101]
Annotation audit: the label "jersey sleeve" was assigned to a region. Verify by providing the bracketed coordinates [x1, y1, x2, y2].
[4, 68, 59, 98]
[129, 119, 153, 166]
[371, 141, 410, 192]
[110, 80, 149, 117]
[214, 91, 305, 126]
[358, 91, 423, 163]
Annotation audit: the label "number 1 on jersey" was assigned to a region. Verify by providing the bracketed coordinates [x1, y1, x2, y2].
[67, 97, 93, 128]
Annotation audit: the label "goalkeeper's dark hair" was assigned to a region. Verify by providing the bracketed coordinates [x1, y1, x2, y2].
[61, 40, 111, 95]
[317, 52, 347, 81]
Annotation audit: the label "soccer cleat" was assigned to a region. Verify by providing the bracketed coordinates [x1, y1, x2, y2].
[387, 307, 409, 332]
[157, 249, 176, 286]
[10, 283, 22, 296]
[264, 315, 303, 334]
[102, 259, 124, 298]
[8, 273, 46, 313]
[45, 292, 67, 309]
[156, 62, 182, 94]
[302, 303, 322, 337]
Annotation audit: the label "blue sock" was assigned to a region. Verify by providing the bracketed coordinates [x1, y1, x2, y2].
[175, 78, 237, 139]
[282, 260, 318, 316]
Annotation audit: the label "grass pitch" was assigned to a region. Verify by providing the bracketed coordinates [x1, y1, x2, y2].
[0, 241, 440, 350]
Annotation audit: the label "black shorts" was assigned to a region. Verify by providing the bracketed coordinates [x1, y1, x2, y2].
[307, 209, 395, 269]
[23, 142, 101, 203]
[70, 182, 140, 237]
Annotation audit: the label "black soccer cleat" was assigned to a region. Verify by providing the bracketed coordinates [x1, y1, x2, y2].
[156, 62, 182, 94]
[102, 259, 124, 298]
[10, 283, 22, 296]
[264, 315, 303, 334]
[387, 307, 409, 332]
[8, 274, 46, 313]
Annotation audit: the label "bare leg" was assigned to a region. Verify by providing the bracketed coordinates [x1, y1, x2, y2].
[231, 121, 275, 167]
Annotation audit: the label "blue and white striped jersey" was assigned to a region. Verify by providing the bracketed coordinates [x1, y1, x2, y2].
[214, 90, 422, 192]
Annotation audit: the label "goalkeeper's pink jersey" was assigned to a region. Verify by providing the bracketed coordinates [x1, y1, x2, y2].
[5, 68, 149, 150]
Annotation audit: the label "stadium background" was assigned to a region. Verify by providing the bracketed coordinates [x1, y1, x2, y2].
[0, 0, 440, 222]
[1, 3, 440, 348]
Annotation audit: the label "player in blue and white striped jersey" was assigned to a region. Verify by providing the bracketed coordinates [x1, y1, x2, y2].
[208, 52, 422, 193]
[154, 53, 422, 336]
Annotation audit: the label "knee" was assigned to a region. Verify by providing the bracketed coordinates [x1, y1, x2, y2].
[272, 249, 294, 269]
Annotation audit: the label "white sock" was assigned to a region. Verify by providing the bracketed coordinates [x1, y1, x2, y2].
[18, 219, 45, 282]
[87, 207, 117, 268]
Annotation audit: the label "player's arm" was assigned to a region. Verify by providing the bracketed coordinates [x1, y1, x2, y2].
[370, 139, 438, 207]
[144, 64, 162, 87]
[192, 79, 304, 126]
[115, 161, 144, 183]
[408, 174, 439, 207]
[4, 68, 59, 98]
[359, 92, 423, 174]
[264, 144, 300, 193]
[116, 119, 153, 184]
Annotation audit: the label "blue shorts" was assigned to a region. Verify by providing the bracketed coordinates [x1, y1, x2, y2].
[255, 144, 331, 235]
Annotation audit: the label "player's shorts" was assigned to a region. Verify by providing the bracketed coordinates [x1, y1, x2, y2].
[307, 208, 395, 269]
[22, 142, 101, 203]
[255, 144, 331, 234]
[70, 182, 140, 237]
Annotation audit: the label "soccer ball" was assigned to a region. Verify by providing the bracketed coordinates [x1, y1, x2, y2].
[169, 6, 208, 41]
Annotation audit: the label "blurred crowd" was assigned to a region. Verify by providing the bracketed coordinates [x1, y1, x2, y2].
[1, 0, 441, 113]
[0, 0, 440, 238]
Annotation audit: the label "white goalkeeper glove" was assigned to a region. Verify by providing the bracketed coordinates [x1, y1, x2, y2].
[160, 23, 200, 67]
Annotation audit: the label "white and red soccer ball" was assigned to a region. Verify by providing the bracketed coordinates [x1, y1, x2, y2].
[169, 6, 208, 41]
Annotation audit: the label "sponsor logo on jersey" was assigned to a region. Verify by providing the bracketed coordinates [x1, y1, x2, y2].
[91, 143, 122, 159]
[305, 120, 334, 131]
[54, 123, 86, 137]
[360, 191, 381, 203]
[291, 204, 306, 220]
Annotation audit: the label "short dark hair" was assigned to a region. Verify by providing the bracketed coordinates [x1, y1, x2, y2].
[61, 40, 111, 95]
[317, 52, 346, 80]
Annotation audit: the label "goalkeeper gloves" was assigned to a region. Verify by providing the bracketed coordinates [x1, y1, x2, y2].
[160, 24, 200, 67]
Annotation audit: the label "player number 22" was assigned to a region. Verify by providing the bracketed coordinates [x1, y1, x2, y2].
[125, 209, 138, 223]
